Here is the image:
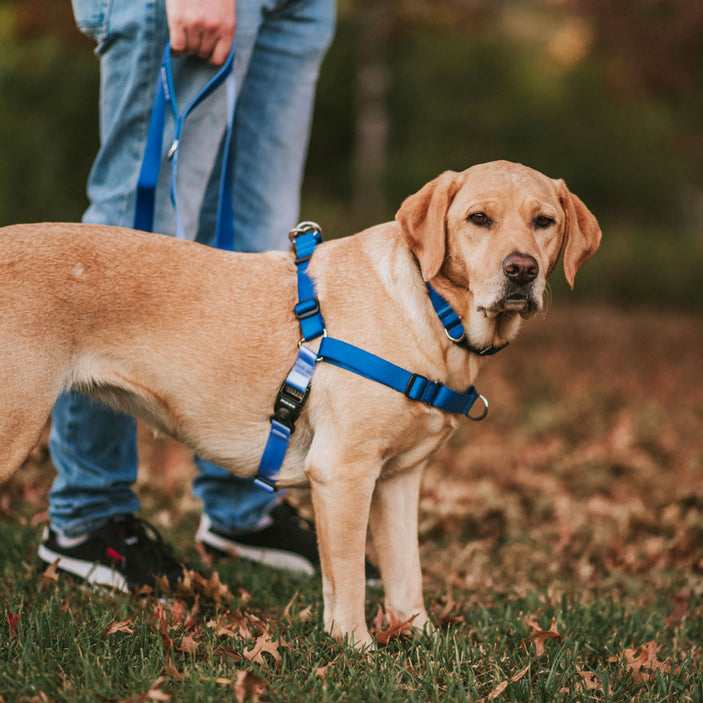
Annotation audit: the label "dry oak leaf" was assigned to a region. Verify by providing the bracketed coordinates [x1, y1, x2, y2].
[243, 633, 282, 667]
[207, 610, 253, 640]
[485, 664, 530, 701]
[576, 669, 602, 692]
[607, 640, 671, 683]
[284, 590, 314, 622]
[164, 653, 184, 682]
[315, 655, 339, 679]
[103, 617, 135, 639]
[373, 605, 419, 645]
[41, 559, 60, 592]
[178, 634, 200, 654]
[528, 617, 561, 656]
[234, 670, 268, 703]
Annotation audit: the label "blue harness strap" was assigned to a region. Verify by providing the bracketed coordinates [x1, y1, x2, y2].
[427, 283, 510, 356]
[253, 225, 326, 492]
[254, 344, 318, 492]
[133, 41, 237, 250]
[291, 223, 326, 341]
[317, 337, 488, 419]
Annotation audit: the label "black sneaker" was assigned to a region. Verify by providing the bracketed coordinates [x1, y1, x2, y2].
[196, 501, 382, 584]
[38, 514, 185, 593]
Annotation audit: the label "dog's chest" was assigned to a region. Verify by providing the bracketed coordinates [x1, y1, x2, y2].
[380, 410, 458, 478]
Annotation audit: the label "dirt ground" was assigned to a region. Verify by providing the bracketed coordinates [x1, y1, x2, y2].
[3, 303, 702, 606]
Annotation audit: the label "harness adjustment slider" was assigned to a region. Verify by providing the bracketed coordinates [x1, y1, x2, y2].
[295, 297, 321, 320]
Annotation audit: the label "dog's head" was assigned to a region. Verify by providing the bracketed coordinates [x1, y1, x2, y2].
[396, 161, 601, 345]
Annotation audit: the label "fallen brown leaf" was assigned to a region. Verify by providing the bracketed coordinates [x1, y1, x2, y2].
[243, 633, 282, 667]
[528, 617, 561, 656]
[486, 680, 509, 701]
[164, 653, 184, 682]
[41, 559, 60, 592]
[576, 669, 602, 692]
[373, 605, 418, 645]
[103, 617, 134, 639]
[207, 610, 253, 640]
[283, 591, 313, 622]
[178, 634, 200, 654]
[607, 640, 671, 683]
[485, 664, 530, 701]
[315, 655, 339, 679]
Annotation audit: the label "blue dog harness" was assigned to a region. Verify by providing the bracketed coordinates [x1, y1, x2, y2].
[253, 222, 495, 492]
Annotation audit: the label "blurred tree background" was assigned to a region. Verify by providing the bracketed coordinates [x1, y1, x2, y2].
[0, 0, 701, 309]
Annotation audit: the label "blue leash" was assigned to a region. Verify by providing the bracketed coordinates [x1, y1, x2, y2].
[133, 41, 237, 250]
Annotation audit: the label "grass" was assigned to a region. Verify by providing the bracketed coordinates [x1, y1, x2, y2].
[1, 304, 703, 701]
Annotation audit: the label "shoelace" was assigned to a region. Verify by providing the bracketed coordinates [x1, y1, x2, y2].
[107, 516, 182, 580]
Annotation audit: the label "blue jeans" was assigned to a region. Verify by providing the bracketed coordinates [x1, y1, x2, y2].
[49, 0, 335, 537]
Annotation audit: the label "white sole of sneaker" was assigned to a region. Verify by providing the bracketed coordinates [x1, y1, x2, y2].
[196, 521, 315, 577]
[38, 544, 130, 592]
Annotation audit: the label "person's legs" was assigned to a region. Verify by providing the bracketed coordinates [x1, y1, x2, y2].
[49, 393, 140, 536]
[192, 0, 336, 537]
[49, 0, 171, 538]
[42, 2, 192, 589]
[48, 0, 237, 540]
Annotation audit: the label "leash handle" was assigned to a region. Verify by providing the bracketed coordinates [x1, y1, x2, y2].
[133, 41, 236, 250]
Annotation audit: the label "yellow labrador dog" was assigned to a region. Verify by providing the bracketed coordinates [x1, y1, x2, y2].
[0, 161, 600, 647]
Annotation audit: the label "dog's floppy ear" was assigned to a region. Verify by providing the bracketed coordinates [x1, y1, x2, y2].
[396, 171, 461, 281]
[557, 180, 602, 289]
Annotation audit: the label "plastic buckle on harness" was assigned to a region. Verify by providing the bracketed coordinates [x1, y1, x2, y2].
[272, 381, 310, 431]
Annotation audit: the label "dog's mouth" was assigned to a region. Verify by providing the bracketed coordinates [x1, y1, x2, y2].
[502, 292, 530, 311]
[478, 293, 540, 320]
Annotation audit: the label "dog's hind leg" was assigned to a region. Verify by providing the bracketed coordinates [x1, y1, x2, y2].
[0, 365, 59, 484]
[0, 406, 55, 484]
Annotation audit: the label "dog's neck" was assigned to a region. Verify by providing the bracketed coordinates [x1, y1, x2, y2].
[406, 253, 523, 357]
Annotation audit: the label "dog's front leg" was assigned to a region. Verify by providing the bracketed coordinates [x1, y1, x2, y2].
[368, 464, 430, 633]
[308, 466, 377, 649]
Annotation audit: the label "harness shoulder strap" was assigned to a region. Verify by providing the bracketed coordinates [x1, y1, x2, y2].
[317, 337, 488, 421]
[253, 224, 325, 492]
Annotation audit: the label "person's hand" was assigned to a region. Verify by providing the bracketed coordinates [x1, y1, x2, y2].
[165, 0, 236, 65]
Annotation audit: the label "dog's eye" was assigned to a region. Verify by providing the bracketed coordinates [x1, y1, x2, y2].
[534, 215, 555, 229]
[468, 212, 492, 227]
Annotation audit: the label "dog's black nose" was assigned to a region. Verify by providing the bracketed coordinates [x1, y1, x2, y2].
[502, 252, 539, 285]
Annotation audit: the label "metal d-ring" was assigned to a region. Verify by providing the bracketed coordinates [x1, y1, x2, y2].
[289, 221, 322, 242]
[445, 327, 466, 343]
[467, 393, 489, 421]
[297, 329, 327, 352]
